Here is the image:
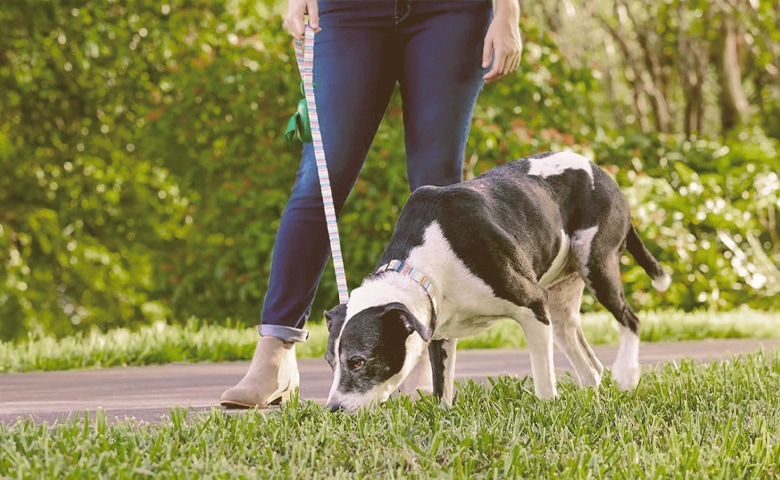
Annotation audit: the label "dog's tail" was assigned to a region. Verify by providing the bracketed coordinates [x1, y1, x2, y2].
[626, 224, 671, 292]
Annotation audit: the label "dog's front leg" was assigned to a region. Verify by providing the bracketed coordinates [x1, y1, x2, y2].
[516, 308, 558, 400]
[399, 347, 433, 398]
[429, 338, 457, 406]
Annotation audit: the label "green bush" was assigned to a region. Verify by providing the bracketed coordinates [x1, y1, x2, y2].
[139, 3, 301, 322]
[588, 129, 780, 311]
[0, 0, 191, 340]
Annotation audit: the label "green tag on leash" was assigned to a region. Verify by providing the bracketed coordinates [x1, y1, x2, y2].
[284, 82, 312, 145]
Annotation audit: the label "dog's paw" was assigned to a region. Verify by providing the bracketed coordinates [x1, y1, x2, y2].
[577, 369, 602, 388]
[611, 362, 640, 390]
[534, 384, 558, 400]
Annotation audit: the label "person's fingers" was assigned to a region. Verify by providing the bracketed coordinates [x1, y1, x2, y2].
[483, 64, 500, 82]
[284, 0, 308, 39]
[308, 0, 320, 31]
[484, 50, 510, 82]
[482, 35, 494, 70]
[285, 16, 306, 39]
[285, 0, 322, 39]
[510, 53, 520, 73]
[486, 46, 521, 82]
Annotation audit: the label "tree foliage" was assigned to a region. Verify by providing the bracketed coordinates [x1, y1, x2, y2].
[0, 0, 191, 339]
[1, 0, 778, 341]
[541, 0, 780, 139]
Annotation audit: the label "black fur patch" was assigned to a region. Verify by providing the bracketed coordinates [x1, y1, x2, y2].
[428, 339, 447, 398]
[324, 303, 347, 368]
[330, 303, 418, 394]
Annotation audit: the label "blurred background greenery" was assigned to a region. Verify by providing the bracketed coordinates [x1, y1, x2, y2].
[1, 0, 778, 341]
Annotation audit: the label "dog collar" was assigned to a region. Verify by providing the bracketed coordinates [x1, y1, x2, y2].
[375, 259, 439, 325]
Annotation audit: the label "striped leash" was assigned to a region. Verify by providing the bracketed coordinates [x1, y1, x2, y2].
[293, 25, 350, 305]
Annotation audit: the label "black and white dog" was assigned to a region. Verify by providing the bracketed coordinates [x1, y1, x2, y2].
[324, 152, 670, 412]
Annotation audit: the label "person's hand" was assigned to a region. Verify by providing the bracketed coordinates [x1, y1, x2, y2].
[283, 0, 321, 40]
[482, 1, 522, 83]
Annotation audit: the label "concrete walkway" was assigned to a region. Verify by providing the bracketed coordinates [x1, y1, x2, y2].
[2, 338, 779, 425]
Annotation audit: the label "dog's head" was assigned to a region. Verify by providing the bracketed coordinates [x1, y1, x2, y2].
[324, 302, 431, 412]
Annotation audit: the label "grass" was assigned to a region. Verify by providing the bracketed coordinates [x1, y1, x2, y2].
[1, 309, 778, 374]
[1, 350, 779, 478]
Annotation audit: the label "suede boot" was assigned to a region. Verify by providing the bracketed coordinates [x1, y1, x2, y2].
[220, 337, 300, 408]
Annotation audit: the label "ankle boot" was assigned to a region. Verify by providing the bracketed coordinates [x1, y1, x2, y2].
[220, 336, 300, 408]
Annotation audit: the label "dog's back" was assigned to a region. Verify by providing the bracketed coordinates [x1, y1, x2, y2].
[378, 152, 632, 291]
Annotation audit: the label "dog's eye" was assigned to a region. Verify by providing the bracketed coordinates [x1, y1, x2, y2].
[347, 357, 365, 370]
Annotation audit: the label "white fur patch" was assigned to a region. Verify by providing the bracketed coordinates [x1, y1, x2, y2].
[528, 151, 595, 189]
[404, 222, 522, 339]
[611, 325, 640, 390]
[398, 348, 433, 397]
[327, 331, 345, 404]
[571, 226, 599, 278]
[517, 315, 557, 399]
[346, 274, 430, 326]
[652, 272, 671, 292]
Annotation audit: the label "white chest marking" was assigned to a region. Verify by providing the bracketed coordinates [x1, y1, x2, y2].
[538, 231, 571, 288]
[528, 151, 594, 189]
[406, 223, 519, 339]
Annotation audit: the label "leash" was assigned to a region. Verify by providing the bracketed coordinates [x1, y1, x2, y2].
[292, 26, 350, 305]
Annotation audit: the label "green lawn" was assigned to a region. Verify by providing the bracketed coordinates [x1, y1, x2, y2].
[1, 309, 778, 373]
[1, 351, 778, 478]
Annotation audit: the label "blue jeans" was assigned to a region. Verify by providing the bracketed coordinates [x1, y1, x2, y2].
[260, 0, 493, 342]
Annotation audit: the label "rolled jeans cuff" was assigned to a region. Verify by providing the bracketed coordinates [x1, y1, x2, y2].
[259, 324, 309, 343]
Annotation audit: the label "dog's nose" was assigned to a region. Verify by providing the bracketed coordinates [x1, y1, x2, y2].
[327, 403, 344, 413]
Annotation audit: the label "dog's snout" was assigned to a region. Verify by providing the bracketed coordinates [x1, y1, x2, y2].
[327, 403, 344, 413]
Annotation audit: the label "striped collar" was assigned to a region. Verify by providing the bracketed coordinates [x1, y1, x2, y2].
[375, 259, 439, 325]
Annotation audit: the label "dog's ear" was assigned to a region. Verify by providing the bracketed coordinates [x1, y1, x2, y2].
[324, 303, 347, 332]
[324, 303, 347, 369]
[380, 302, 432, 343]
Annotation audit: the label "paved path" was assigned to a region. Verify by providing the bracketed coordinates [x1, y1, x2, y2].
[2, 339, 779, 425]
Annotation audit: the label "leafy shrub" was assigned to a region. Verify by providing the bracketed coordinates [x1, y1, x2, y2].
[0, 0, 190, 340]
[588, 128, 780, 311]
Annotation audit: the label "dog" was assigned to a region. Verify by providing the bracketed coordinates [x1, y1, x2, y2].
[324, 151, 670, 412]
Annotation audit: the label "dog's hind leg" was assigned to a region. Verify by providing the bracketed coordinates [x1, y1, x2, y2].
[576, 328, 602, 382]
[429, 338, 458, 405]
[584, 250, 642, 390]
[549, 274, 603, 387]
